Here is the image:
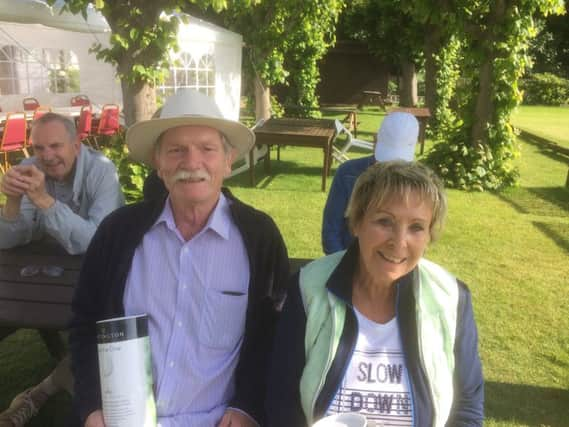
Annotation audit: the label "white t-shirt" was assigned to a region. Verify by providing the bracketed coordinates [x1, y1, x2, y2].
[326, 309, 413, 426]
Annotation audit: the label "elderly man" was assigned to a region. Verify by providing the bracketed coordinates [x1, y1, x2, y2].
[322, 112, 419, 254]
[69, 89, 289, 427]
[0, 113, 124, 426]
[0, 113, 124, 254]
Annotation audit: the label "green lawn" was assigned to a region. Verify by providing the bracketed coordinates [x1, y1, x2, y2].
[0, 105, 568, 426]
[511, 105, 569, 148]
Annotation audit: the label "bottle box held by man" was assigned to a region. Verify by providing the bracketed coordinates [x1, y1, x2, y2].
[97, 314, 157, 427]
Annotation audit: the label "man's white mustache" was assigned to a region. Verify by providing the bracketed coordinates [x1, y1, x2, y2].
[171, 169, 211, 182]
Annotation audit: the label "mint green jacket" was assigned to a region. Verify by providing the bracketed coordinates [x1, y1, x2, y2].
[266, 243, 484, 427]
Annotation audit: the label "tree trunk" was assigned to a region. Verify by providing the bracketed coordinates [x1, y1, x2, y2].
[120, 79, 157, 127]
[423, 25, 442, 115]
[254, 75, 271, 122]
[399, 60, 418, 107]
[469, 0, 507, 147]
[470, 59, 494, 147]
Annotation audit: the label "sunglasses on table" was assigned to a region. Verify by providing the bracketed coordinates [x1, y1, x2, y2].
[20, 265, 64, 278]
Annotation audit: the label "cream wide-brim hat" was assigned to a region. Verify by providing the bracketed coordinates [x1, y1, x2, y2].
[126, 89, 255, 165]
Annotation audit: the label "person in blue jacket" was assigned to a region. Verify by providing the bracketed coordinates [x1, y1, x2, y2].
[322, 112, 419, 254]
[268, 161, 484, 427]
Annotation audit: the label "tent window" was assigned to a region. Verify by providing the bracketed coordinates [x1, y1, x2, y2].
[158, 53, 215, 98]
[0, 45, 80, 96]
[44, 48, 80, 93]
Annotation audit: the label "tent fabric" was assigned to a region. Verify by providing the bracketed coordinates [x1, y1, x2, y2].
[0, 0, 109, 33]
[0, 21, 120, 111]
[0, 1, 243, 122]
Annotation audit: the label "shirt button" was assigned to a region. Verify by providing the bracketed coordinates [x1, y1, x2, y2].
[177, 321, 182, 327]
[169, 361, 175, 368]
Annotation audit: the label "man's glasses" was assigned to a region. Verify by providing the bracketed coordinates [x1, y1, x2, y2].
[20, 265, 64, 278]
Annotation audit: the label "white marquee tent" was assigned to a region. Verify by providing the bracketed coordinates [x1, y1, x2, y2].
[0, 0, 244, 120]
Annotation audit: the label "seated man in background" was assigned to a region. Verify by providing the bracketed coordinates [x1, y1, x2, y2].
[0, 112, 124, 426]
[69, 89, 289, 427]
[322, 112, 419, 254]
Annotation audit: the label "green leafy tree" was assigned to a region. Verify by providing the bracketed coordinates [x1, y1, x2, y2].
[403, 1, 460, 137]
[426, 0, 565, 190]
[50, 0, 258, 126]
[529, 3, 569, 78]
[218, 0, 344, 119]
[54, 0, 342, 124]
[340, 0, 423, 107]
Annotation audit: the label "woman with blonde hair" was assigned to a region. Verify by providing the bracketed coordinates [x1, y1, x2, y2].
[267, 161, 483, 427]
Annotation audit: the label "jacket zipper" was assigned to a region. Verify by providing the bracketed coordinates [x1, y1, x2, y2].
[396, 283, 417, 427]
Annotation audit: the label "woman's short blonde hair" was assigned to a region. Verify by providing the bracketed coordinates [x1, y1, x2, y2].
[346, 161, 447, 241]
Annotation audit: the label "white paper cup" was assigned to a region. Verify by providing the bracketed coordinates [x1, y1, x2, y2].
[312, 413, 367, 427]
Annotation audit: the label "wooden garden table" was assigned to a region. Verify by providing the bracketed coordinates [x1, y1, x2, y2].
[390, 107, 431, 154]
[251, 117, 337, 192]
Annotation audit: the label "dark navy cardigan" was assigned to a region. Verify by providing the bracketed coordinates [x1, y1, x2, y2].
[69, 189, 289, 425]
[266, 243, 484, 427]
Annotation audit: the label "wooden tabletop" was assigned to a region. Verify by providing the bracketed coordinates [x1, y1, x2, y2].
[390, 107, 431, 119]
[0, 239, 82, 330]
[0, 240, 311, 331]
[254, 117, 336, 139]
[252, 117, 337, 191]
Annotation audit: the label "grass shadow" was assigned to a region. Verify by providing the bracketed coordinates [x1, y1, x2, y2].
[226, 158, 328, 191]
[485, 381, 569, 426]
[532, 221, 569, 253]
[496, 187, 569, 217]
[518, 130, 569, 164]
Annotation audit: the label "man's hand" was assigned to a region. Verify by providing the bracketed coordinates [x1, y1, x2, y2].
[19, 164, 55, 210]
[217, 408, 258, 427]
[0, 166, 31, 219]
[84, 410, 106, 427]
[1, 165, 30, 198]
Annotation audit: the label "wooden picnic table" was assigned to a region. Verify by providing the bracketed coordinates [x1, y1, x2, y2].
[0, 236, 313, 358]
[0, 236, 312, 331]
[390, 107, 431, 154]
[0, 238, 81, 359]
[252, 117, 337, 192]
[358, 90, 392, 111]
[0, 238, 81, 331]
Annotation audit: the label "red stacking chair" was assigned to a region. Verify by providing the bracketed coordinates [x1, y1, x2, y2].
[70, 95, 91, 107]
[22, 97, 40, 111]
[76, 105, 93, 143]
[92, 104, 120, 147]
[0, 113, 29, 173]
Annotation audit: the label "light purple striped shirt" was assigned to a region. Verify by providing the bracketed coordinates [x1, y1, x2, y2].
[123, 193, 250, 427]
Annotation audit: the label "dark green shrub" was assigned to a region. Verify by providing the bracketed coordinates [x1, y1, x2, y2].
[100, 130, 150, 204]
[521, 72, 569, 105]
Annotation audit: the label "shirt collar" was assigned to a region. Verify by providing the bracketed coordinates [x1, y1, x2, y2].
[153, 192, 231, 240]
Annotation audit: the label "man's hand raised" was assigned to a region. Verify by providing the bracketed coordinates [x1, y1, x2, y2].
[1, 165, 31, 198]
[1, 165, 33, 219]
[19, 164, 55, 211]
